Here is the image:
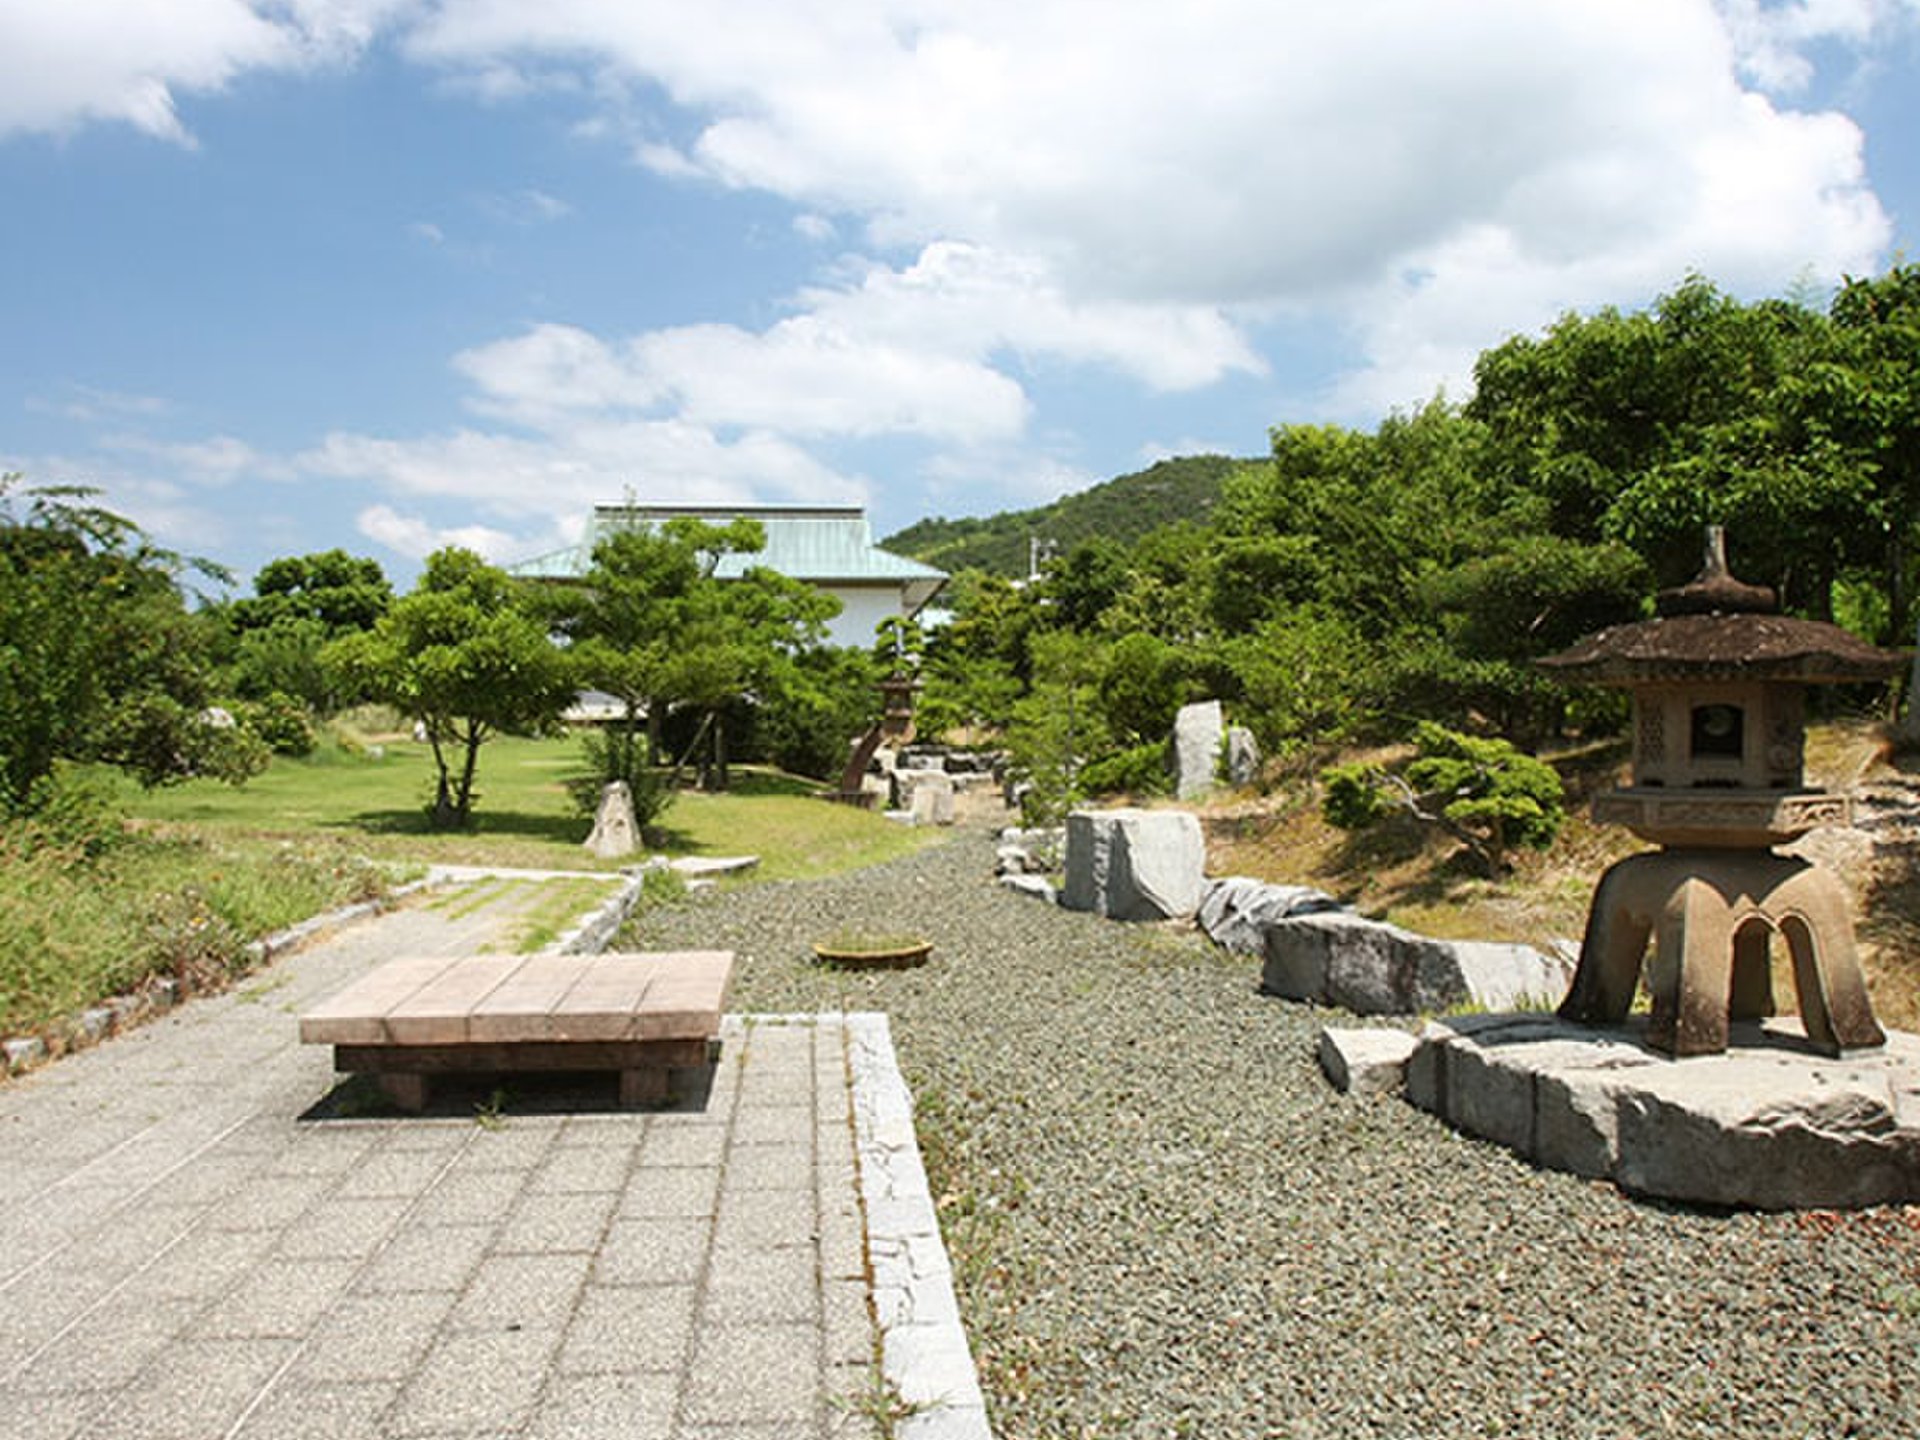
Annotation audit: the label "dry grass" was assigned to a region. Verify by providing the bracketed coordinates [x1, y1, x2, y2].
[1202, 718, 1920, 1028]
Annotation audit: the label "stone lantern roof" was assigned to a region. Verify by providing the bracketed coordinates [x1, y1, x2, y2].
[1538, 527, 1900, 685]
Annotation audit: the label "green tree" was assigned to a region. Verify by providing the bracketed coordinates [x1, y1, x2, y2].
[232, 549, 392, 634]
[326, 548, 571, 828]
[549, 523, 707, 792]
[915, 570, 1039, 739]
[224, 549, 393, 711]
[1800, 264, 1920, 643]
[1468, 275, 1854, 608]
[661, 561, 837, 788]
[0, 478, 266, 814]
[1005, 629, 1109, 824]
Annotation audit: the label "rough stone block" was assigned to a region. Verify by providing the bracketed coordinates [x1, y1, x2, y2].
[1317, 1027, 1418, 1096]
[895, 769, 955, 825]
[998, 874, 1057, 904]
[4, 1035, 47, 1075]
[1061, 808, 1205, 921]
[1262, 913, 1572, 1015]
[1225, 725, 1260, 787]
[1198, 876, 1343, 957]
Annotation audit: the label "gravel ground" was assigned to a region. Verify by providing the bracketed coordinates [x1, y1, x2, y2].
[627, 827, 1920, 1440]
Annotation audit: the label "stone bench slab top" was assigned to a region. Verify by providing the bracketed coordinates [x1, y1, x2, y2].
[298, 949, 734, 1049]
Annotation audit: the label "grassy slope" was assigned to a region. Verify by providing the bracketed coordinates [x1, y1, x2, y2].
[1202, 719, 1920, 1029]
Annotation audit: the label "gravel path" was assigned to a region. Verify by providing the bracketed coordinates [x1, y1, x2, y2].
[629, 828, 1920, 1440]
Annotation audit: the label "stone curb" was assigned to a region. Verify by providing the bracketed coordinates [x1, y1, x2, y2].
[554, 865, 659, 954]
[844, 1012, 995, 1439]
[1, 878, 433, 1082]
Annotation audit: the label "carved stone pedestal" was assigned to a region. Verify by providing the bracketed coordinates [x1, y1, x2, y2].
[1558, 848, 1885, 1058]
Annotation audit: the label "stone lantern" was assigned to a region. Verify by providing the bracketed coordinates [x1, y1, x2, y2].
[1538, 528, 1902, 1058]
[829, 670, 922, 806]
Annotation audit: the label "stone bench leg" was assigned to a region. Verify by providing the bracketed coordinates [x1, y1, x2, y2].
[377, 1072, 431, 1112]
[619, 1068, 669, 1108]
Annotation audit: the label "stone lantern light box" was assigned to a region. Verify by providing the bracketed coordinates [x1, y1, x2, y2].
[1538, 527, 1903, 1059]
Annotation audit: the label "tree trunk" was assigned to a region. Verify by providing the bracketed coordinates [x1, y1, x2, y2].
[425, 721, 460, 829]
[667, 711, 713, 791]
[451, 723, 484, 828]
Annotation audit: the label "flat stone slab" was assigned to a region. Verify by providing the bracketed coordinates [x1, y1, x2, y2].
[669, 854, 760, 878]
[1407, 1013, 1920, 1210]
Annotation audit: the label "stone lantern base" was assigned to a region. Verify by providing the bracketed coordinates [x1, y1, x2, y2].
[1559, 847, 1886, 1058]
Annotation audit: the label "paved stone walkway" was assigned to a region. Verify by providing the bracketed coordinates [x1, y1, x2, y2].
[0, 881, 988, 1439]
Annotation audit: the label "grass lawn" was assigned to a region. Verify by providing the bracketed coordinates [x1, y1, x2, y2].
[2, 732, 937, 1042]
[125, 732, 939, 882]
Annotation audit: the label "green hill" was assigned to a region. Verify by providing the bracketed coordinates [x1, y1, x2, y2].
[882, 454, 1250, 577]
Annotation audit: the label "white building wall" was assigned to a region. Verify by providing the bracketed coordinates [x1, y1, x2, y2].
[824, 586, 912, 649]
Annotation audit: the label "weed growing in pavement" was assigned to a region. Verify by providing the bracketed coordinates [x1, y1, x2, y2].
[473, 1088, 511, 1130]
[830, 1363, 928, 1437]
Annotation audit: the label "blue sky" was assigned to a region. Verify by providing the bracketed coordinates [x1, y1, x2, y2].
[3, 1, 1919, 589]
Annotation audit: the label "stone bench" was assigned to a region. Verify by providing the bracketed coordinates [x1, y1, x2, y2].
[299, 950, 733, 1111]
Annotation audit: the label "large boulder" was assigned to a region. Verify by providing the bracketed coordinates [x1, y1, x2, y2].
[1061, 808, 1206, 921]
[1262, 913, 1572, 1014]
[1407, 1014, 1920, 1209]
[1169, 700, 1224, 800]
[1198, 876, 1344, 956]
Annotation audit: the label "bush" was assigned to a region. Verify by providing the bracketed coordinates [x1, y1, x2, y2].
[0, 831, 403, 1036]
[1320, 723, 1565, 874]
[238, 691, 317, 757]
[1078, 743, 1171, 799]
[1320, 761, 1387, 830]
[14, 766, 126, 858]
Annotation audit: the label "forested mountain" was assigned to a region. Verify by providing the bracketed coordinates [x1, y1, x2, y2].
[882, 454, 1248, 577]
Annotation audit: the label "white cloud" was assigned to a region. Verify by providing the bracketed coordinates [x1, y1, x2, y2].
[1716, 0, 1897, 91]
[480, 187, 572, 224]
[26, 384, 169, 423]
[404, 0, 1893, 411]
[0, 0, 415, 143]
[11, 0, 1912, 566]
[302, 418, 861, 525]
[355, 503, 518, 561]
[451, 307, 1031, 447]
[792, 213, 835, 243]
[102, 432, 297, 485]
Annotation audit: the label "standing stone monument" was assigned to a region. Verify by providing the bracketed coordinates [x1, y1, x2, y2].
[1170, 700, 1225, 800]
[584, 780, 640, 859]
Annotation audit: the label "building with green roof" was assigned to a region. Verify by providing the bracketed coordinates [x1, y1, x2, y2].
[509, 502, 947, 649]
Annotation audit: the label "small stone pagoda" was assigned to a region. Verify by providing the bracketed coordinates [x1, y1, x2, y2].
[1539, 528, 1903, 1058]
